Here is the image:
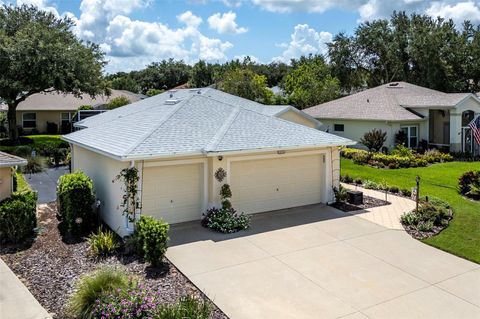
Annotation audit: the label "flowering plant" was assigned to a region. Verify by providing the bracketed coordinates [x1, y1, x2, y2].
[91, 283, 160, 319]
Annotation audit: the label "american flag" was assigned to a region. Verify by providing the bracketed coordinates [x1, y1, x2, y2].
[469, 114, 480, 145]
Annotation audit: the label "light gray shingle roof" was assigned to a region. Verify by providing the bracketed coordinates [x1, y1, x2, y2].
[75, 88, 292, 128]
[1, 89, 144, 112]
[64, 90, 353, 160]
[0, 152, 27, 167]
[304, 82, 475, 121]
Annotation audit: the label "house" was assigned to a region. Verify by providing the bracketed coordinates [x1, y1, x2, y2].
[304, 82, 480, 154]
[0, 152, 27, 201]
[1, 89, 143, 134]
[63, 88, 354, 236]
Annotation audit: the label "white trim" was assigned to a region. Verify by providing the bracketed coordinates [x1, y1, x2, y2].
[274, 106, 323, 129]
[142, 158, 208, 220]
[226, 149, 330, 203]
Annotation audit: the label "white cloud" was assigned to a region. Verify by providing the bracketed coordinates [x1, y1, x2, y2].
[426, 1, 480, 23]
[251, 0, 361, 13]
[273, 24, 332, 62]
[177, 10, 203, 28]
[233, 54, 260, 63]
[207, 11, 248, 34]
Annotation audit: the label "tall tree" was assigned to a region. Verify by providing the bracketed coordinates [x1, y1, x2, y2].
[218, 68, 274, 104]
[189, 60, 215, 88]
[283, 55, 340, 109]
[137, 59, 191, 93]
[0, 5, 106, 140]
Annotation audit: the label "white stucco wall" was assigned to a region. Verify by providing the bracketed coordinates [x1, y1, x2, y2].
[450, 96, 480, 152]
[71, 145, 129, 236]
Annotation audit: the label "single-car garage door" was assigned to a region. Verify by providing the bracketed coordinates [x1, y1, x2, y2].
[230, 154, 325, 214]
[142, 163, 204, 224]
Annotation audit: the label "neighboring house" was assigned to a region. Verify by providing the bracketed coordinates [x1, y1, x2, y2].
[0, 152, 27, 201]
[64, 88, 353, 236]
[0, 89, 144, 134]
[304, 82, 480, 154]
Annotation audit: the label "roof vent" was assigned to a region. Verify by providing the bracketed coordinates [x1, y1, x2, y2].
[169, 93, 174, 98]
[165, 99, 181, 105]
[389, 82, 399, 87]
[197, 89, 201, 94]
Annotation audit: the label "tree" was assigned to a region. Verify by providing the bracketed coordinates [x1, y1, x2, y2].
[107, 96, 131, 110]
[145, 88, 163, 97]
[137, 59, 191, 93]
[189, 60, 215, 88]
[108, 73, 139, 93]
[360, 129, 387, 152]
[283, 55, 340, 109]
[0, 5, 106, 140]
[218, 68, 274, 104]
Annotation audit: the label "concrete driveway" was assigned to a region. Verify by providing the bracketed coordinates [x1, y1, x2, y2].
[167, 205, 480, 319]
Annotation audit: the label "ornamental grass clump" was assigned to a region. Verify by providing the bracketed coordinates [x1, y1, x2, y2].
[154, 296, 212, 319]
[87, 227, 119, 257]
[69, 267, 130, 319]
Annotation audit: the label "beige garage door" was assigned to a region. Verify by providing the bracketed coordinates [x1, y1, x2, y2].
[230, 154, 325, 214]
[142, 163, 204, 224]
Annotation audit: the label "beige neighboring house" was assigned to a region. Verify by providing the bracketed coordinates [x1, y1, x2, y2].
[0, 89, 143, 134]
[304, 82, 480, 154]
[0, 152, 27, 201]
[64, 88, 353, 236]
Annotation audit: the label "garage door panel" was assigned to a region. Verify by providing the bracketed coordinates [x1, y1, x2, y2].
[142, 163, 203, 224]
[231, 155, 324, 214]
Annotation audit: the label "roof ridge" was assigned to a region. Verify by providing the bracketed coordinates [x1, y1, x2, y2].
[204, 106, 242, 152]
[121, 96, 193, 157]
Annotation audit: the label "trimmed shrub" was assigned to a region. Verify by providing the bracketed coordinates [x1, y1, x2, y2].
[340, 148, 368, 159]
[401, 188, 412, 197]
[0, 190, 37, 243]
[57, 171, 96, 234]
[87, 227, 119, 257]
[360, 129, 386, 152]
[391, 144, 415, 158]
[202, 207, 250, 234]
[69, 267, 130, 319]
[135, 216, 169, 267]
[362, 180, 379, 190]
[340, 174, 353, 183]
[155, 296, 212, 319]
[388, 186, 399, 193]
[458, 170, 480, 200]
[13, 145, 32, 157]
[400, 198, 453, 236]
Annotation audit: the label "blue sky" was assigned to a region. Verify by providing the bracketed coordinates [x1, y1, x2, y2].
[12, 0, 480, 73]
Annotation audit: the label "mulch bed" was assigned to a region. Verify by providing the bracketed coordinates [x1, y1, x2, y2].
[402, 223, 448, 240]
[330, 195, 391, 212]
[0, 203, 227, 319]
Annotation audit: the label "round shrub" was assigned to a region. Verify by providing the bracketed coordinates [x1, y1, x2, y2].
[0, 190, 37, 243]
[69, 267, 130, 319]
[458, 170, 480, 200]
[135, 216, 169, 267]
[13, 145, 32, 157]
[57, 171, 96, 234]
[202, 207, 250, 233]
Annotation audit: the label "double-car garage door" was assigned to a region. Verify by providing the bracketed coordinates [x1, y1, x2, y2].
[141, 153, 325, 223]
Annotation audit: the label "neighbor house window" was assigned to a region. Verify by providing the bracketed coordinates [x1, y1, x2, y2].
[334, 124, 344, 132]
[61, 112, 71, 126]
[22, 113, 36, 128]
[401, 126, 418, 148]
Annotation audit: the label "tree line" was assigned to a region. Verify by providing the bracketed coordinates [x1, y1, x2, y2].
[108, 11, 480, 109]
[1, 5, 479, 141]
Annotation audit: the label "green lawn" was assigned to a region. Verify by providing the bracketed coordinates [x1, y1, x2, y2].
[15, 171, 30, 192]
[341, 159, 480, 263]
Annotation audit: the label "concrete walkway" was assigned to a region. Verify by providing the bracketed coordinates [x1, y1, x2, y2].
[25, 166, 69, 203]
[167, 205, 480, 319]
[342, 183, 415, 230]
[0, 258, 51, 319]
